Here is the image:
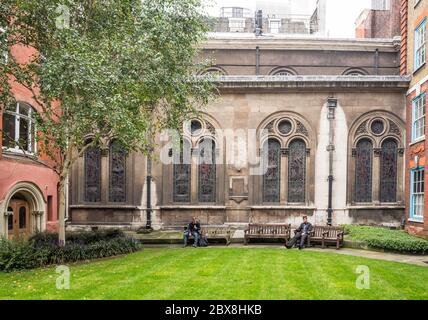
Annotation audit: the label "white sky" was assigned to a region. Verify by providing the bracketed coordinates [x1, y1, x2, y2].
[203, 0, 372, 38]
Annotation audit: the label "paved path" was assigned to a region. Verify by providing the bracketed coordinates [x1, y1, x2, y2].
[306, 247, 428, 267]
[145, 243, 428, 267]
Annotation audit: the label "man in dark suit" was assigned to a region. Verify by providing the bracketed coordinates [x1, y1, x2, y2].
[183, 217, 201, 247]
[285, 216, 313, 250]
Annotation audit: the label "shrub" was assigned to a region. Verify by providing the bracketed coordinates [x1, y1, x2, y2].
[344, 225, 428, 254]
[29, 229, 125, 247]
[0, 230, 141, 272]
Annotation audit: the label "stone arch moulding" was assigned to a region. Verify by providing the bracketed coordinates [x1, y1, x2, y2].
[0, 181, 46, 237]
[348, 110, 405, 149]
[268, 66, 298, 76]
[257, 111, 316, 149]
[198, 65, 228, 76]
[342, 67, 369, 76]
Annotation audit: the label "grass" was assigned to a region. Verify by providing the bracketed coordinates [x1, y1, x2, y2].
[344, 225, 428, 254]
[0, 247, 427, 300]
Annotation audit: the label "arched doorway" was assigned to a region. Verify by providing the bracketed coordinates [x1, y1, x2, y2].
[1, 182, 46, 239]
[7, 193, 31, 239]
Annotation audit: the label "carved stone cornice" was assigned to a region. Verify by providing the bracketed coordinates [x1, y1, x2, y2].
[205, 75, 411, 92]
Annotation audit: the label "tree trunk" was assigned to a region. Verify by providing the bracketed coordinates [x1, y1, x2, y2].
[58, 179, 66, 246]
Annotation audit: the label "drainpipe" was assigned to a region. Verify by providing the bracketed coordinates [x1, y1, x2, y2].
[326, 97, 337, 226]
[146, 156, 152, 229]
[374, 49, 379, 75]
[256, 46, 260, 75]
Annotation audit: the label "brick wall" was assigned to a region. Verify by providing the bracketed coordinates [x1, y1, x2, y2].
[400, 0, 408, 75]
[356, 0, 401, 39]
[406, 81, 428, 239]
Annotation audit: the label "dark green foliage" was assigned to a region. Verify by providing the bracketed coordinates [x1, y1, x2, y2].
[0, 230, 141, 272]
[30, 229, 125, 246]
[344, 225, 428, 254]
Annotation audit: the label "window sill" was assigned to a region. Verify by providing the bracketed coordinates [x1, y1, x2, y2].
[408, 218, 424, 224]
[69, 205, 138, 209]
[348, 205, 405, 210]
[2, 147, 36, 158]
[250, 205, 315, 210]
[160, 205, 226, 210]
[413, 62, 426, 76]
[410, 136, 425, 146]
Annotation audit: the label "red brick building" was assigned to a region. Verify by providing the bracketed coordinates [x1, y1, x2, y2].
[356, 0, 401, 39]
[401, 0, 428, 238]
[0, 41, 59, 239]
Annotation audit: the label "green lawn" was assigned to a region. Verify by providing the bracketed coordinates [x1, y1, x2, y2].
[0, 247, 427, 300]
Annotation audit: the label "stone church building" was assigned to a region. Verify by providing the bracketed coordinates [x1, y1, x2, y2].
[68, 34, 409, 231]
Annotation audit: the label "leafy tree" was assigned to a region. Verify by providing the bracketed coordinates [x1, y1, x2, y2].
[0, 0, 215, 244]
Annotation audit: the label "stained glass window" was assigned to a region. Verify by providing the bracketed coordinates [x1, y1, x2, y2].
[109, 141, 127, 203]
[371, 120, 385, 135]
[263, 139, 281, 203]
[355, 139, 373, 202]
[380, 139, 398, 203]
[173, 139, 191, 203]
[278, 119, 292, 135]
[84, 145, 101, 202]
[198, 139, 216, 203]
[288, 139, 306, 203]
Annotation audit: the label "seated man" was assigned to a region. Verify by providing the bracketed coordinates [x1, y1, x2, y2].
[285, 216, 313, 250]
[183, 217, 201, 248]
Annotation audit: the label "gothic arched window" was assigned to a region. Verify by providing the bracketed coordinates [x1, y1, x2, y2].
[198, 138, 216, 203]
[355, 139, 373, 203]
[380, 139, 398, 203]
[173, 139, 191, 203]
[84, 144, 102, 202]
[109, 141, 127, 203]
[263, 139, 281, 203]
[288, 139, 307, 203]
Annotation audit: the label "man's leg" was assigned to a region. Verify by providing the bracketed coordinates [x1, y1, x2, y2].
[286, 233, 301, 248]
[183, 232, 189, 247]
[192, 232, 199, 247]
[299, 234, 308, 249]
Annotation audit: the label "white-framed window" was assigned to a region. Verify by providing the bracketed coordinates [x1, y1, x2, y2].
[2, 102, 36, 154]
[412, 93, 426, 142]
[228, 18, 245, 32]
[372, 0, 390, 10]
[269, 19, 281, 34]
[414, 18, 426, 71]
[232, 7, 243, 18]
[410, 167, 425, 221]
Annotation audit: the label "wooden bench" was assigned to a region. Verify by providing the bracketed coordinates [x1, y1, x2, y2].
[308, 226, 344, 249]
[244, 224, 291, 245]
[185, 225, 234, 245]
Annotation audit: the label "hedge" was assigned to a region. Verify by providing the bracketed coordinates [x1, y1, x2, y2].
[0, 230, 141, 272]
[344, 225, 428, 254]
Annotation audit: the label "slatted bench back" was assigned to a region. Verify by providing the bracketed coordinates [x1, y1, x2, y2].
[247, 224, 291, 236]
[201, 227, 232, 237]
[324, 226, 344, 239]
[312, 226, 325, 238]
